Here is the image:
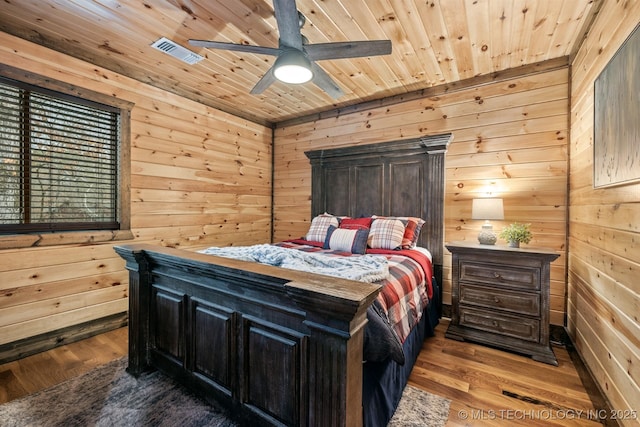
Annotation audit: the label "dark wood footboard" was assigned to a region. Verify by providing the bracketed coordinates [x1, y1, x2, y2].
[115, 243, 381, 427]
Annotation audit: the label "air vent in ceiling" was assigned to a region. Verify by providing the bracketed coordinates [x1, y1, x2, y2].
[151, 37, 204, 65]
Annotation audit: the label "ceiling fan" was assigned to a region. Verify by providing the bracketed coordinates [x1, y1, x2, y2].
[189, 0, 392, 99]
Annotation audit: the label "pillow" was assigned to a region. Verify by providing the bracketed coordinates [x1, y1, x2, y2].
[398, 217, 426, 248]
[339, 217, 373, 231]
[323, 225, 369, 254]
[305, 213, 339, 243]
[368, 218, 406, 250]
[373, 215, 425, 248]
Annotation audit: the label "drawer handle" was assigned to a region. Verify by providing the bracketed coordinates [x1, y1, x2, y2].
[494, 296, 500, 304]
[493, 272, 502, 280]
[492, 320, 498, 327]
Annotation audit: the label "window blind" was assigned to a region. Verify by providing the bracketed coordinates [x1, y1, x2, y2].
[0, 78, 120, 233]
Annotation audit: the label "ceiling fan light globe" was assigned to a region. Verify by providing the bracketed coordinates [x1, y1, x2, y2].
[274, 64, 313, 84]
[273, 51, 313, 84]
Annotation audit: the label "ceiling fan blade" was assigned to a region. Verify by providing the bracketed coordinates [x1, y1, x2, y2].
[189, 39, 280, 56]
[309, 62, 344, 99]
[273, 0, 303, 50]
[250, 67, 277, 95]
[305, 40, 392, 61]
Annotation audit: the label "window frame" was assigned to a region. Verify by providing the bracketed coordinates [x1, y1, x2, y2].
[0, 64, 133, 249]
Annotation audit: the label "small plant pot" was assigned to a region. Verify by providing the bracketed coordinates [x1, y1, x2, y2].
[500, 223, 532, 247]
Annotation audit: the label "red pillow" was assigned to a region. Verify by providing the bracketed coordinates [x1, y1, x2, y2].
[339, 217, 373, 231]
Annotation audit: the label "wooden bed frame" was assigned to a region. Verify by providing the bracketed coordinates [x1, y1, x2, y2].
[115, 133, 451, 426]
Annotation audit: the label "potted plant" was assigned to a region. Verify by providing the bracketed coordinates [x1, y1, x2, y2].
[499, 223, 532, 248]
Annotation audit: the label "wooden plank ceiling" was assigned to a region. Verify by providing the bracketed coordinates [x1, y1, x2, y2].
[0, 0, 597, 126]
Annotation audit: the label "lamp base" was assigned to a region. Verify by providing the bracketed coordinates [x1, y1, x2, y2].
[477, 224, 497, 245]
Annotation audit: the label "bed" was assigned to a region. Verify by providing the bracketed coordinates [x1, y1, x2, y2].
[115, 133, 452, 427]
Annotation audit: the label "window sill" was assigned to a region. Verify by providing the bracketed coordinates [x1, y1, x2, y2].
[0, 229, 135, 250]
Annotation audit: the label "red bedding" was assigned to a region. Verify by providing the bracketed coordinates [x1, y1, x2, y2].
[278, 239, 432, 344]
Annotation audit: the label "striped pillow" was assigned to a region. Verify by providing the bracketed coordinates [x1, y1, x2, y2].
[368, 218, 406, 250]
[305, 214, 340, 243]
[323, 225, 369, 254]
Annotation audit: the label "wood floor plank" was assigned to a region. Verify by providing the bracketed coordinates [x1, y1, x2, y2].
[0, 367, 26, 403]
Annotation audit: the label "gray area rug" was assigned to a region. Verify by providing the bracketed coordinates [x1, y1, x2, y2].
[0, 357, 450, 426]
[388, 384, 451, 427]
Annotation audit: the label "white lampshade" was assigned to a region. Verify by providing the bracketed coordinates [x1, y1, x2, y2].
[273, 51, 313, 84]
[471, 198, 504, 245]
[471, 198, 504, 220]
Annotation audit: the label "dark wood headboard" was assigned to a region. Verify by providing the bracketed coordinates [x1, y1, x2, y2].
[305, 133, 452, 290]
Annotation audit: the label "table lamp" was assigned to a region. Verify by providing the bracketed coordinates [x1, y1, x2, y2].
[471, 198, 504, 245]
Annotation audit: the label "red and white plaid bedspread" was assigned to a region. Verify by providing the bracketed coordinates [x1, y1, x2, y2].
[277, 240, 433, 343]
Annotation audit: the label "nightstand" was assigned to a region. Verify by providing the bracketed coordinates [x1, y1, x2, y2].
[445, 241, 560, 365]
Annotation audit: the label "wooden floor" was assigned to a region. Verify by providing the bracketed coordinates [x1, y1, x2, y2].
[0, 327, 128, 405]
[0, 319, 606, 426]
[411, 319, 605, 426]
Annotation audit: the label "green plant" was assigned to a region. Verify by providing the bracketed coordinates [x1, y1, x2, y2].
[499, 222, 533, 245]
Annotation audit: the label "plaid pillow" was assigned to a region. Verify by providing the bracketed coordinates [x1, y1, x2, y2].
[398, 217, 426, 248]
[305, 214, 340, 243]
[323, 225, 369, 254]
[372, 216, 425, 248]
[368, 218, 406, 250]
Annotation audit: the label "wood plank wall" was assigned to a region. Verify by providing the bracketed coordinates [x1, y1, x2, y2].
[0, 32, 272, 349]
[568, 1, 640, 423]
[273, 66, 569, 325]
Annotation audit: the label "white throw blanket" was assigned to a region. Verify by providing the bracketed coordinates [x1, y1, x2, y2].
[198, 244, 389, 283]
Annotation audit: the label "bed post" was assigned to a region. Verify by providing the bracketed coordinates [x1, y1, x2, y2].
[421, 135, 451, 316]
[114, 245, 151, 376]
[286, 281, 379, 427]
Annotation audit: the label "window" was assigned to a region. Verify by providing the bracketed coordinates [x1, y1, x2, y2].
[0, 77, 121, 233]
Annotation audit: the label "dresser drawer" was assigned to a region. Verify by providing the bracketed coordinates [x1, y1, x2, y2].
[459, 262, 540, 291]
[459, 306, 540, 342]
[460, 284, 540, 316]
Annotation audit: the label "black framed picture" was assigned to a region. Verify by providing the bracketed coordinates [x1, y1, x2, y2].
[593, 23, 640, 188]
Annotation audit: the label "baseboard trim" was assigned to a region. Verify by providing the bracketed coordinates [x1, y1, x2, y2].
[0, 312, 128, 365]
